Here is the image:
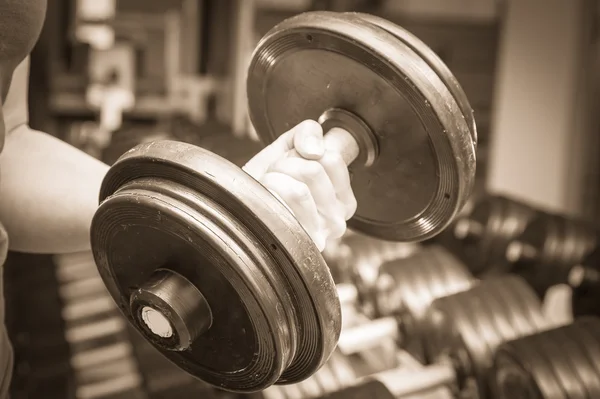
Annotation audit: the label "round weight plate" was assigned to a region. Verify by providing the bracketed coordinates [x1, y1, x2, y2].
[493, 317, 600, 399]
[571, 248, 600, 319]
[91, 141, 341, 392]
[348, 12, 477, 146]
[247, 11, 476, 242]
[260, 349, 357, 399]
[510, 214, 597, 298]
[455, 195, 537, 276]
[422, 275, 548, 398]
[374, 245, 473, 363]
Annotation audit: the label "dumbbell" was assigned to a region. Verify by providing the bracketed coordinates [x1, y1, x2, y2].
[332, 231, 419, 317]
[570, 247, 600, 319]
[505, 212, 598, 298]
[89, 11, 477, 392]
[322, 230, 416, 288]
[336, 245, 473, 363]
[451, 194, 537, 276]
[492, 316, 600, 399]
[317, 275, 550, 399]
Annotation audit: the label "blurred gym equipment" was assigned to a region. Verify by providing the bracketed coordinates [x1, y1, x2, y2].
[506, 212, 598, 298]
[452, 194, 538, 276]
[570, 247, 600, 319]
[492, 317, 600, 399]
[337, 246, 474, 363]
[309, 276, 550, 399]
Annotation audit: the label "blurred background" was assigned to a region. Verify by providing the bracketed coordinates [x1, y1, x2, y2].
[5, 0, 600, 398]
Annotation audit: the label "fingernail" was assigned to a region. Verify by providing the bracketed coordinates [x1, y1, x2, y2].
[304, 136, 324, 158]
[316, 233, 327, 253]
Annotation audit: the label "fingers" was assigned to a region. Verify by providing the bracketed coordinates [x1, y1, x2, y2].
[243, 120, 324, 179]
[268, 157, 346, 239]
[292, 120, 324, 160]
[242, 119, 356, 250]
[319, 149, 357, 220]
[261, 172, 326, 251]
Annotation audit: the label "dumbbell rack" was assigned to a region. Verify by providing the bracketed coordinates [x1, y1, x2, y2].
[4, 253, 72, 399]
[3, 250, 232, 399]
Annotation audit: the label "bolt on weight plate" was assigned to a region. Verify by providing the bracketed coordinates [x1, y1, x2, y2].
[247, 11, 477, 242]
[493, 317, 600, 399]
[452, 195, 538, 276]
[90, 141, 341, 392]
[422, 275, 549, 398]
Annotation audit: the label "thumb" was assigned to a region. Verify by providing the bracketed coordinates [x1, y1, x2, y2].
[293, 120, 325, 160]
[243, 120, 324, 179]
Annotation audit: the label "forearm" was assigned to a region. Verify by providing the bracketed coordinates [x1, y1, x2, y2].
[0, 125, 109, 253]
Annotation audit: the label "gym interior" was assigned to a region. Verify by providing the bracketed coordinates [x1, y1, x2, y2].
[4, 0, 600, 398]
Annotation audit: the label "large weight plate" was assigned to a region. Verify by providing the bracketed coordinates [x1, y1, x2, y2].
[508, 213, 598, 298]
[91, 141, 341, 392]
[571, 247, 600, 319]
[348, 12, 477, 146]
[493, 317, 600, 399]
[453, 195, 537, 276]
[247, 11, 477, 242]
[422, 275, 549, 398]
[374, 245, 474, 363]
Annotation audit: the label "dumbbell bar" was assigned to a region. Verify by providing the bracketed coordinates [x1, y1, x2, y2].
[493, 317, 600, 399]
[337, 245, 473, 363]
[90, 11, 477, 392]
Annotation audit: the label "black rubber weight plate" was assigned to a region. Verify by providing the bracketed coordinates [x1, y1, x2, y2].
[247, 11, 476, 242]
[348, 12, 477, 146]
[90, 141, 341, 391]
[493, 317, 600, 399]
[423, 275, 547, 398]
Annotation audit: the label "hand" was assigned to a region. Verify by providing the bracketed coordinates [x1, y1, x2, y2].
[243, 120, 357, 251]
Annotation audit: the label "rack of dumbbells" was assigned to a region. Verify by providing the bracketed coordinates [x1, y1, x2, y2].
[252, 191, 599, 399]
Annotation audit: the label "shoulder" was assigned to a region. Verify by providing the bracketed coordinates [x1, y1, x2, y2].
[3, 57, 30, 134]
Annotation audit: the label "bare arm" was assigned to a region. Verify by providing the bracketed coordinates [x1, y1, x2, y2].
[0, 58, 109, 254]
[0, 126, 109, 253]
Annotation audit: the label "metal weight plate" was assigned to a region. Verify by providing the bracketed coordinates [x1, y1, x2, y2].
[422, 275, 549, 399]
[506, 213, 598, 298]
[452, 195, 537, 276]
[347, 12, 477, 146]
[247, 11, 477, 242]
[571, 247, 600, 319]
[337, 245, 473, 362]
[258, 349, 359, 399]
[373, 245, 474, 363]
[90, 141, 341, 392]
[492, 317, 600, 399]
